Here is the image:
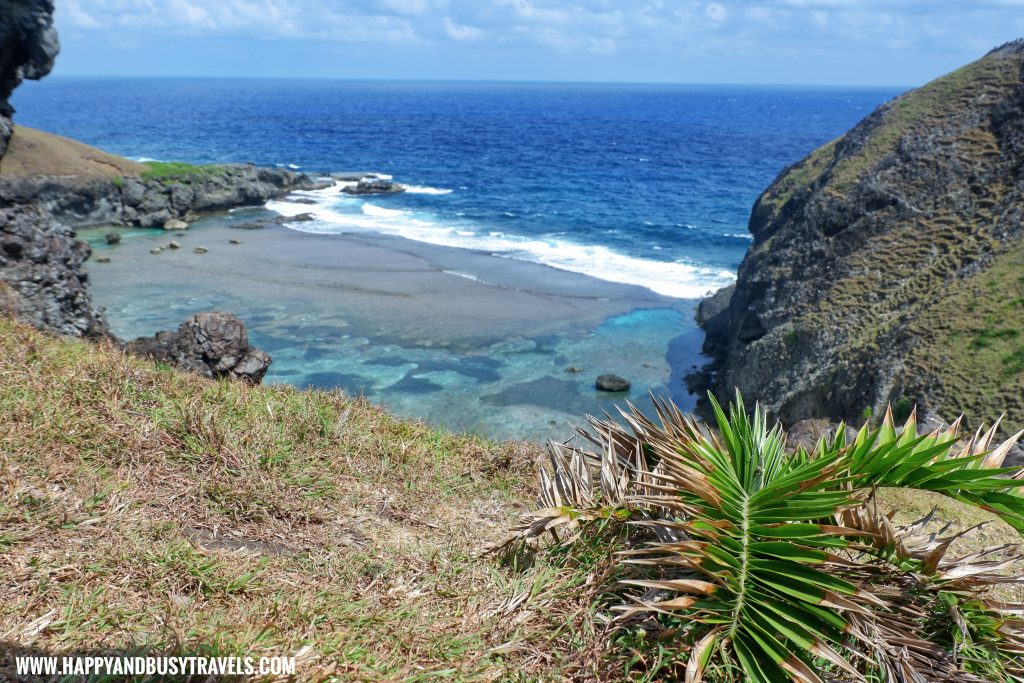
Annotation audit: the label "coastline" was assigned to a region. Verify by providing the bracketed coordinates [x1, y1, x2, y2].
[81, 209, 699, 440]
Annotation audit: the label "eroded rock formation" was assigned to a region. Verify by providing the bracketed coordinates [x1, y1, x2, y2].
[698, 40, 1024, 429]
[0, 0, 58, 157]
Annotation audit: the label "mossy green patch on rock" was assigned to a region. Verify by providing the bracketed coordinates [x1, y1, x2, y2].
[140, 160, 229, 183]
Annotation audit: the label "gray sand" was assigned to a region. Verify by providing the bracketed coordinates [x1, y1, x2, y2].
[84, 219, 683, 347]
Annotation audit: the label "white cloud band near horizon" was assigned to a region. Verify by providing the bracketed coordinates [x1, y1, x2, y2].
[52, 0, 1024, 86]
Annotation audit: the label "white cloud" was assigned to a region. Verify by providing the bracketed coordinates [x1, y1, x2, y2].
[57, 0, 1024, 76]
[65, 0, 102, 28]
[443, 16, 481, 40]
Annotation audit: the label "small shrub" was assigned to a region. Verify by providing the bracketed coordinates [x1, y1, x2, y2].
[495, 392, 1024, 682]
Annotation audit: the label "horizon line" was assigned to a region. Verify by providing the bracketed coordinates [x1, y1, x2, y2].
[40, 73, 913, 91]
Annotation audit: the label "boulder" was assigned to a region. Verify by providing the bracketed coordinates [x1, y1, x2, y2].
[163, 218, 189, 230]
[596, 374, 631, 392]
[340, 178, 404, 195]
[125, 311, 271, 383]
[168, 241, 180, 249]
[193, 246, 207, 254]
[104, 232, 121, 245]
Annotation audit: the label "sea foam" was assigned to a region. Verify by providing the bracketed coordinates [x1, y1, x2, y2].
[266, 182, 735, 299]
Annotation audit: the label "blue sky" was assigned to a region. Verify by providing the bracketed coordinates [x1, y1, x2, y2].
[53, 0, 1024, 86]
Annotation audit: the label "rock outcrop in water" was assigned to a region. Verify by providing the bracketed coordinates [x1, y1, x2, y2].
[0, 157, 323, 228]
[698, 40, 1024, 430]
[0, 0, 58, 157]
[126, 312, 272, 384]
[340, 177, 404, 195]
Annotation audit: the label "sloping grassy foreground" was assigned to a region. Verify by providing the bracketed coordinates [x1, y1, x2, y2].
[0, 319, 628, 681]
[1, 318, 1020, 681]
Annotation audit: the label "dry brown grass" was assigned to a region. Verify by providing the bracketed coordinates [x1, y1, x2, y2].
[2, 318, 1019, 681]
[0, 318, 626, 681]
[0, 126, 146, 178]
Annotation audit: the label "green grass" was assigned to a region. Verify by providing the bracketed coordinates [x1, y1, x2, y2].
[139, 161, 229, 183]
[2, 318, 1019, 680]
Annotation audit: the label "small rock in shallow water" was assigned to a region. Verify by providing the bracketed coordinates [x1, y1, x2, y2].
[596, 374, 631, 392]
[229, 239, 241, 244]
[150, 247, 163, 254]
[164, 218, 189, 230]
[193, 246, 208, 254]
[270, 213, 314, 224]
[565, 366, 582, 373]
[168, 241, 181, 249]
[104, 232, 121, 245]
[95, 256, 110, 263]
[230, 222, 266, 230]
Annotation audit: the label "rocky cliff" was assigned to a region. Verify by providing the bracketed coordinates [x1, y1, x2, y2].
[700, 40, 1024, 430]
[0, 0, 58, 157]
[0, 1, 311, 379]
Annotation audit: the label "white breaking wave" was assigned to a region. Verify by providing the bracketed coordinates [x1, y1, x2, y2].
[266, 182, 735, 299]
[403, 185, 453, 195]
[362, 203, 408, 218]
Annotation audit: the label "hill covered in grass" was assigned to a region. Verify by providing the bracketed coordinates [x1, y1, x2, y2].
[0, 318, 648, 680]
[700, 39, 1024, 430]
[0, 125, 147, 179]
[2, 318, 1020, 681]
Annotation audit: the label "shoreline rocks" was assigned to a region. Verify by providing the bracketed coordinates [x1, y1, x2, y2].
[0, 164, 328, 230]
[126, 312, 271, 383]
[340, 178, 404, 195]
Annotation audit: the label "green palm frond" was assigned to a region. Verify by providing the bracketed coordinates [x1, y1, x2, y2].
[495, 391, 1024, 682]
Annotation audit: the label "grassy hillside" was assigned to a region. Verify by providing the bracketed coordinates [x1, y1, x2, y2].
[0, 319, 599, 680]
[1, 318, 1017, 680]
[707, 40, 1024, 429]
[0, 125, 147, 178]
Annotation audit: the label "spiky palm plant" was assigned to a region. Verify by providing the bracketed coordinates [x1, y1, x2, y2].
[495, 392, 1024, 682]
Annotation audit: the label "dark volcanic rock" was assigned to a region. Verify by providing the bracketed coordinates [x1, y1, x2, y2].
[595, 374, 631, 392]
[0, 0, 58, 156]
[340, 178, 404, 195]
[104, 232, 121, 245]
[0, 204, 106, 337]
[697, 40, 1024, 430]
[0, 166, 324, 228]
[126, 312, 271, 383]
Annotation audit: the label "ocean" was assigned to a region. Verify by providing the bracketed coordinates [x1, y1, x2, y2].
[11, 78, 901, 440]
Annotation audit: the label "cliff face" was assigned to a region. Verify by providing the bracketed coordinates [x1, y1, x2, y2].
[701, 40, 1024, 429]
[0, 0, 58, 156]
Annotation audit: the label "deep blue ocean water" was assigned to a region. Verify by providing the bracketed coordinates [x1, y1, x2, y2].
[13, 79, 900, 294]
[10, 79, 902, 439]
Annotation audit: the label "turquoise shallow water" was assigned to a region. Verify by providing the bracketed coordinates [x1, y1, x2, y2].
[37, 79, 902, 440]
[80, 218, 700, 442]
